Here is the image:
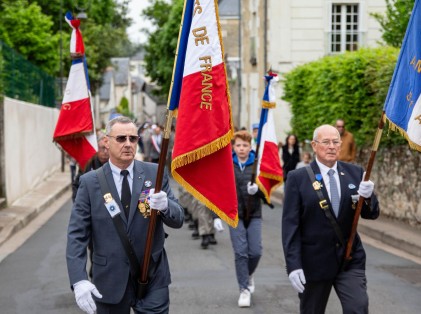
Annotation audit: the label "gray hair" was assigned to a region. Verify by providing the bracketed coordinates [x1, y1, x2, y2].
[105, 116, 136, 135]
[313, 124, 340, 140]
[97, 130, 106, 142]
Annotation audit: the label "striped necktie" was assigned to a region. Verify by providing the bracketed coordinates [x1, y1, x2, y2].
[328, 169, 340, 217]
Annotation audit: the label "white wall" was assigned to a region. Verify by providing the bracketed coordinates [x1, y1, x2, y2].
[4, 97, 61, 204]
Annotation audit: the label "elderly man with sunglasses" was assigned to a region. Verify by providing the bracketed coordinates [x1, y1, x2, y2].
[66, 116, 184, 314]
[282, 124, 379, 314]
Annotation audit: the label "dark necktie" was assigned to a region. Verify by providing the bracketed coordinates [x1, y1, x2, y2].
[120, 170, 131, 218]
[328, 169, 340, 217]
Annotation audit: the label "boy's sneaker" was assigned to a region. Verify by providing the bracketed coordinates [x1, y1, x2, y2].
[248, 275, 255, 294]
[238, 289, 251, 307]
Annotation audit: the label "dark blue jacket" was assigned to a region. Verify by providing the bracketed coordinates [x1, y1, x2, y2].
[282, 160, 379, 281]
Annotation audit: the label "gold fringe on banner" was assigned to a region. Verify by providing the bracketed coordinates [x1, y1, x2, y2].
[262, 100, 276, 109]
[385, 116, 421, 152]
[256, 173, 284, 204]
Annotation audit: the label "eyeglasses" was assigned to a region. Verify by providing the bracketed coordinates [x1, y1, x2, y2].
[108, 135, 139, 143]
[314, 140, 341, 147]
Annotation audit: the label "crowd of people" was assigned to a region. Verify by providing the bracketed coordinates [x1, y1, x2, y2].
[66, 116, 378, 314]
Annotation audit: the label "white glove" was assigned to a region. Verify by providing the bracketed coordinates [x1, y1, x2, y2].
[213, 218, 224, 232]
[149, 189, 169, 212]
[73, 280, 102, 314]
[288, 269, 306, 293]
[357, 180, 374, 198]
[247, 182, 258, 195]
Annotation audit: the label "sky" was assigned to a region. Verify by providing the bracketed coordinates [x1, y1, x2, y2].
[126, 0, 153, 44]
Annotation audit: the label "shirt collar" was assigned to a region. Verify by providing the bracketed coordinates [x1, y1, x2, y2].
[109, 160, 134, 179]
[315, 158, 338, 176]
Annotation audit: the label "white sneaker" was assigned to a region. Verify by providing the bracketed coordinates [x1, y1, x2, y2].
[238, 289, 251, 307]
[248, 275, 255, 294]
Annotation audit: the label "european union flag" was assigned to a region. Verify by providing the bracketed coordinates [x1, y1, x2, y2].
[384, 0, 421, 151]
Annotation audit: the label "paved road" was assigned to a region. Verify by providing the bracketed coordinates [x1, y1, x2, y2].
[0, 192, 420, 313]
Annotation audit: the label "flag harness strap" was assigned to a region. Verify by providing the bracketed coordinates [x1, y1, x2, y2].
[305, 166, 345, 247]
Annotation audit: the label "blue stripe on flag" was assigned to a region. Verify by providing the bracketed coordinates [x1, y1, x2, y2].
[168, 0, 195, 111]
[383, 0, 420, 130]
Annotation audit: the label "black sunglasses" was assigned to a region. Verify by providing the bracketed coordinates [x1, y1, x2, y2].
[108, 135, 139, 143]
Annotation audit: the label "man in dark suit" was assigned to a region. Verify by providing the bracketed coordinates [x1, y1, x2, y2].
[282, 124, 379, 314]
[66, 116, 184, 314]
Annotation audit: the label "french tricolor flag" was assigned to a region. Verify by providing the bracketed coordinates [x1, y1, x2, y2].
[65, 11, 85, 56]
[256, 73, 284, 203]
[170, 0, 238, 227]
[53, 13, 97, 170]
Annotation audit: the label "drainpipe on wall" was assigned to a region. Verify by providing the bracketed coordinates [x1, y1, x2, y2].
[264, 0, 268, 71]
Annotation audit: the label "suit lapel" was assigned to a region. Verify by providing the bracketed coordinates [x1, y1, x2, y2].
[310, 161, 330, 204]
[128, 161, 145, 226]
[337, 162, 348, 218]
[103, 163, 128, 225]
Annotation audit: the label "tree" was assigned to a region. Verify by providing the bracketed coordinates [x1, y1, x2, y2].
[372, 0, 415, 47]
[143, 0, 183, 98]
[0, 1, 61, 75]
[0, 0, 136, 93]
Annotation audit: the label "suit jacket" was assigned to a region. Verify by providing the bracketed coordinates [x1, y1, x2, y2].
[282, 160, 379, 281]
[66, 160, 184, 304]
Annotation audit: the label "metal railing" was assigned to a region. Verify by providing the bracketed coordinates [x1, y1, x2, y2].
[0, 41, 57, 108]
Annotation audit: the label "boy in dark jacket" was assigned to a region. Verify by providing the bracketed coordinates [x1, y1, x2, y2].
[229, 130, 266, 307]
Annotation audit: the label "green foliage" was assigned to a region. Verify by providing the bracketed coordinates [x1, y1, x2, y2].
[116, 96, 134, 119]
[0, 1, 60, 75]
[143, 0, 183, 98]
[283, 47, 407, 147]
[0, 0, 135, 93]
[372, 0, 414, 47]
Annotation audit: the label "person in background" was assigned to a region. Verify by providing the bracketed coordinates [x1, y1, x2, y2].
[223, 130, 268, 308]
[295, 152, 312, 169]
[335, 119, 356, 163]
[148, 124, 162, 163]
[251, 123, 259, 151]
[282, 134, 300, 182]
[69, 156, 77, 184]
[282, 124, 379, 314]
[72, 131, 109, 202]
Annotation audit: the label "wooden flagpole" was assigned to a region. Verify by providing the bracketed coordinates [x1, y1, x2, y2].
[343, 111, 385, 268]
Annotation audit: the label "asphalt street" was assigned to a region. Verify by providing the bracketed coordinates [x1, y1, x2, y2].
[0, 191, 420, 313]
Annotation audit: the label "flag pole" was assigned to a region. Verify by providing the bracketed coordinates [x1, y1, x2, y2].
[343, 111, 385, 268]
[138, 0, 190, 298]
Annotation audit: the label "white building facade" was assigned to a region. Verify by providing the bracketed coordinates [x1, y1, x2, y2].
[240, 0, 387, 141]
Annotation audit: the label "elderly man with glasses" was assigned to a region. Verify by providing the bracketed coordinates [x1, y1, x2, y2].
[67, 116, 184, 314]
[282, 124, 379, 314]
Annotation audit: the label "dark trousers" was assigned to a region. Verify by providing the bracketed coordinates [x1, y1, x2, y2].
[299, 268, 368, 314]
[96, 280, 169, 314]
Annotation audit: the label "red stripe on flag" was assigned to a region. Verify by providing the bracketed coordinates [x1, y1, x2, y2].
[257, 141, 283, 203]
[173, 145, 237, 224]
[173, 63, 231, 155]
[57, 136, 96, 170]
[53, 98, 93, 138]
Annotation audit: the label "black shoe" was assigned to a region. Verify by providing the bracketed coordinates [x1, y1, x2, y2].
[201, 235, 210, 249]
[191, 229, 200, 239]
[208, 234, 217, 245]
[188, 221, 196, 229]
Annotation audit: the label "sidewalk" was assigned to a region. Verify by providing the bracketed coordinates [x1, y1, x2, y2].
[0, 170, 420, 263]
[0, 169, 71, 247]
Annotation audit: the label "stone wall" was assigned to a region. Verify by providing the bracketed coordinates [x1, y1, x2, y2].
[358, 146, 421, 227]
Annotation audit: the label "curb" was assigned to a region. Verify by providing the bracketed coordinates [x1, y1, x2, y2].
[0, 170, 71, 247]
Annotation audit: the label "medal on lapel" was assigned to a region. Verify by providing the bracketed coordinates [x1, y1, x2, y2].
[138, 189, 151, 218]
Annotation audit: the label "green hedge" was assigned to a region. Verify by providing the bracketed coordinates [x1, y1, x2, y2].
[282, 47, 406, 147]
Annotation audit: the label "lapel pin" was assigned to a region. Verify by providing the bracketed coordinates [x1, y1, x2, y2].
[340, 172, 345, 176]
[348, 183, 356, 189]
